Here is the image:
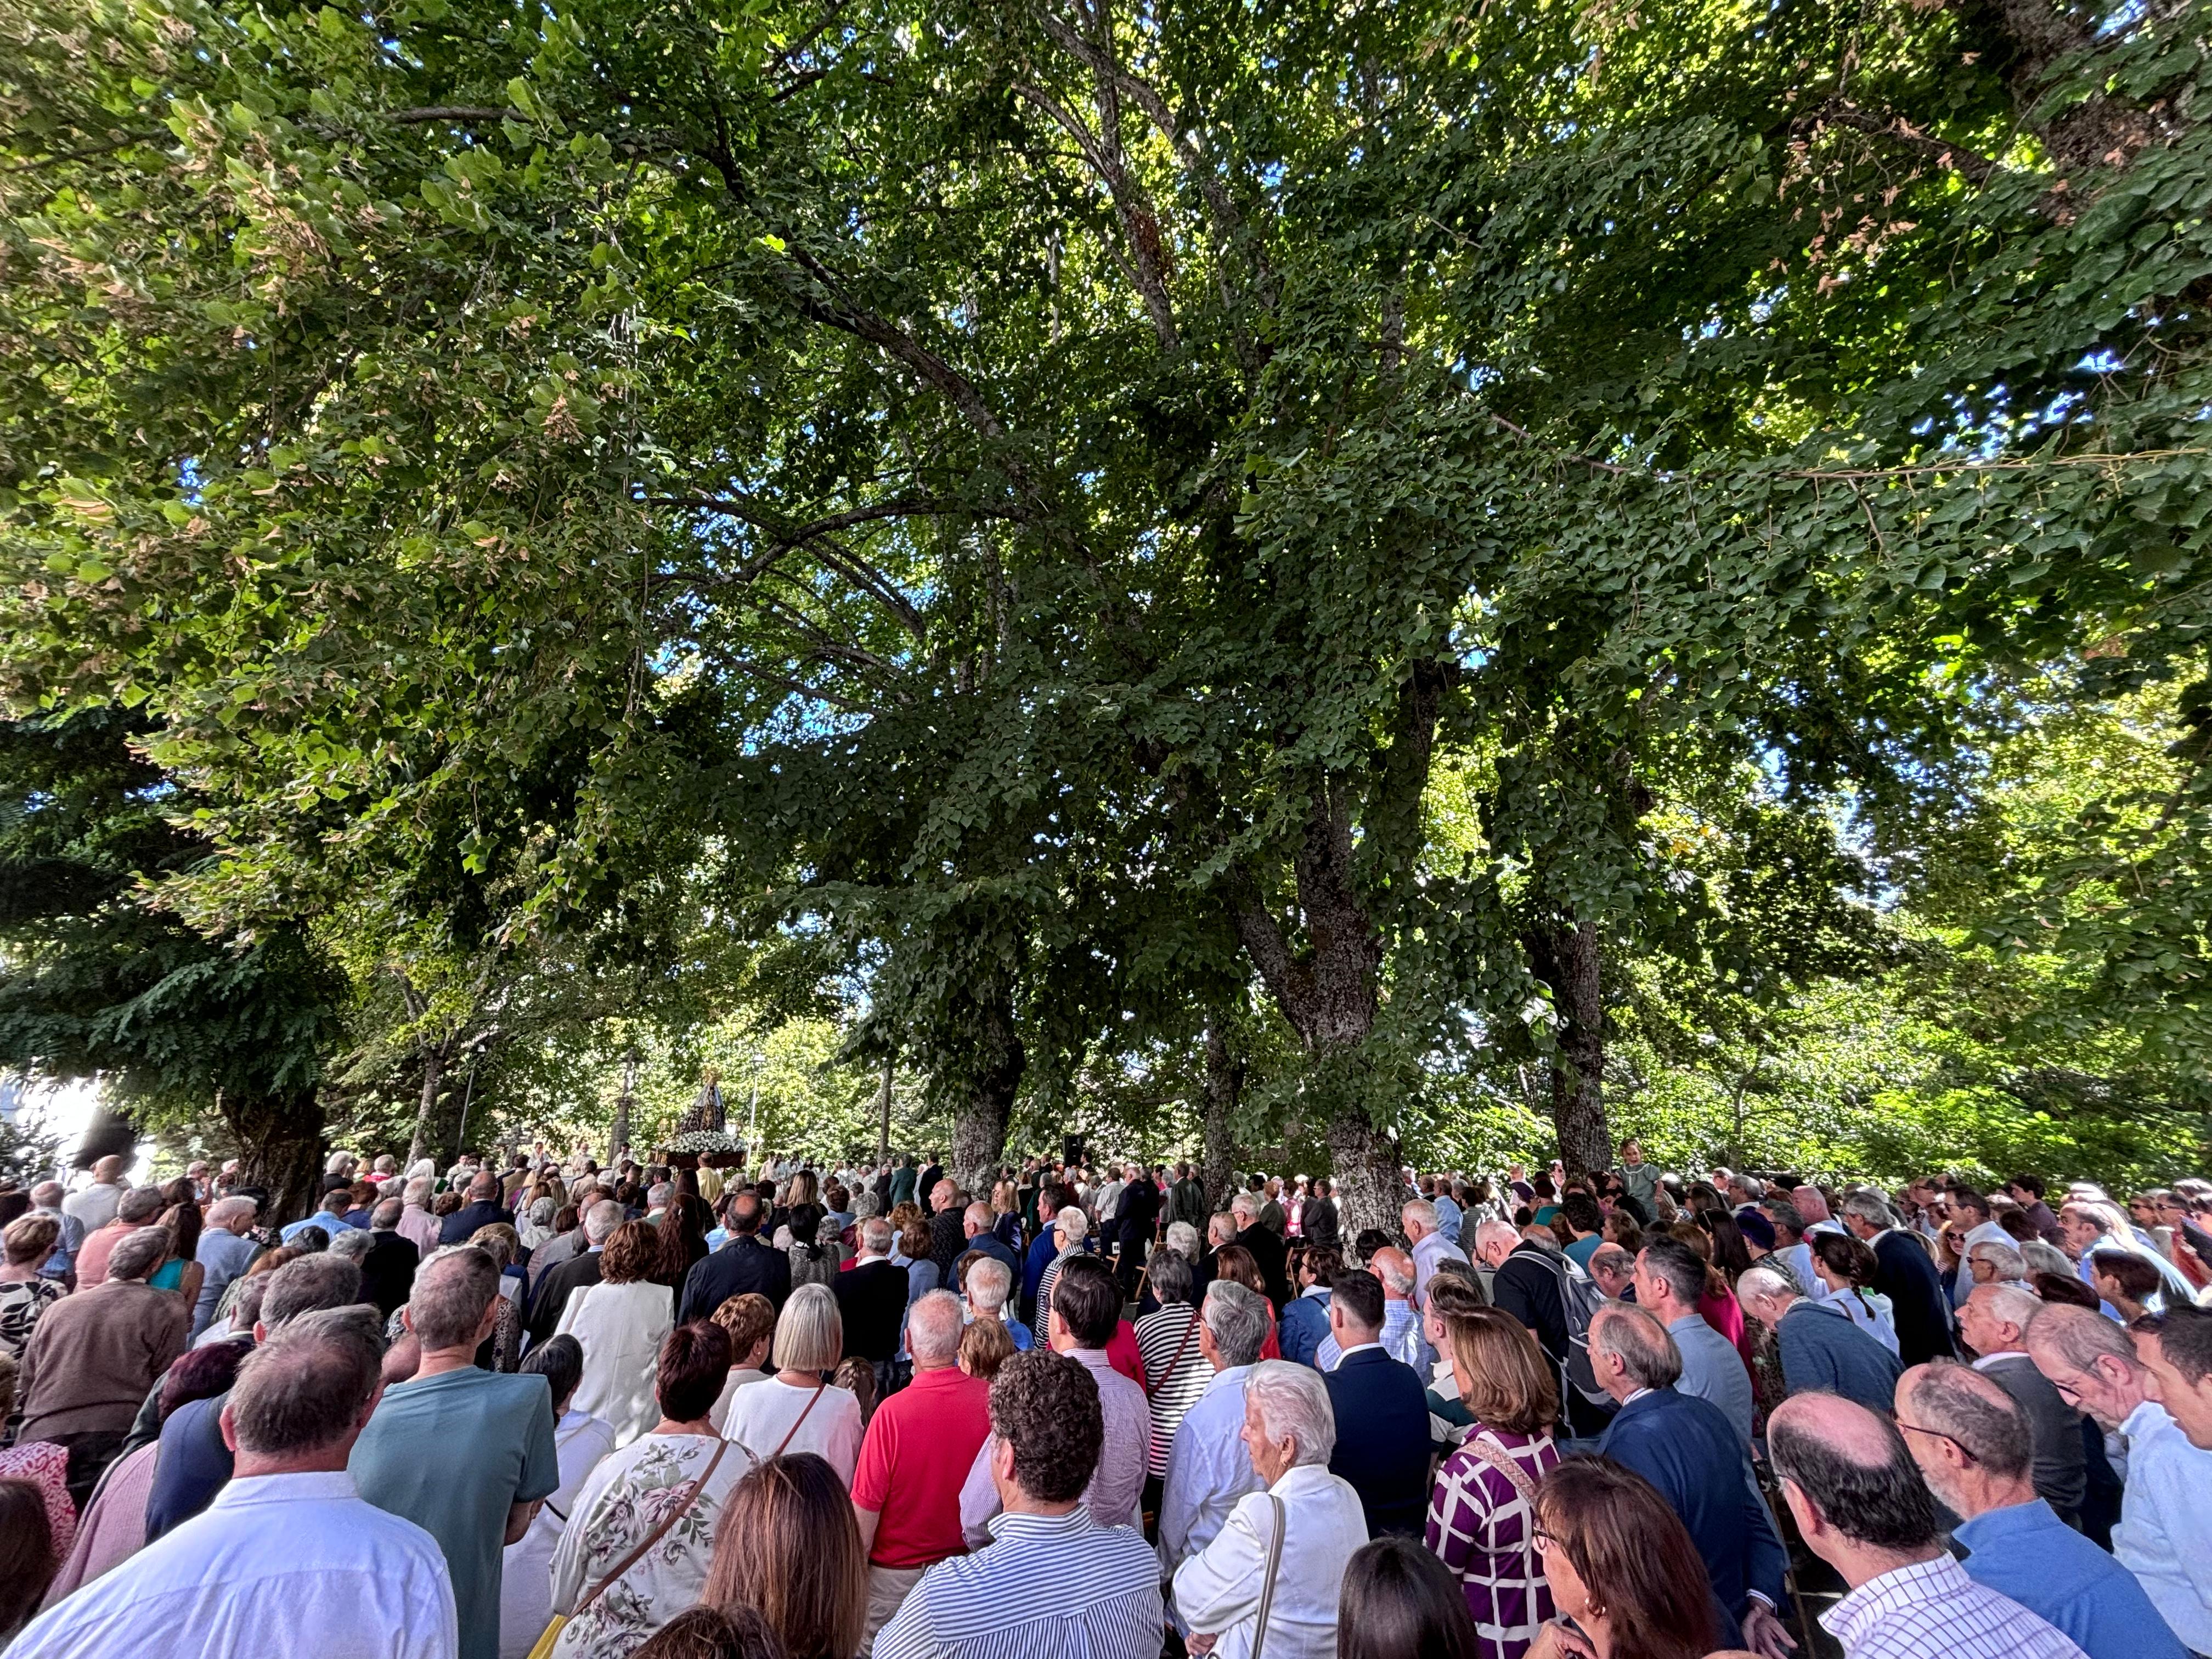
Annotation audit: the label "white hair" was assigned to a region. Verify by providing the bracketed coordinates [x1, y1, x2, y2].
[582, 1199, 625, 1244]
[966, 1256, 1012, 1314]
[1165, 1220, 1200, 1260]
[1976, 1283, 2044, 1336]
[1230, 1190, 1260, 1220]
[403, 1176, 434, 1205]
[1402, 1199, 1440, 1231]
[1736, 1266, 1797, 1305]
[207, 1195, 258, 1229]
[907, 1289, 964, 1364]
[1244, 1360, 1336, 1466]
[1054, 1205, 1089, 1242]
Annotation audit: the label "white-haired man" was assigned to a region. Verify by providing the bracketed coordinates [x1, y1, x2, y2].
[1032, 1205, 1092, 1318]
[963, 1255, 1034, 1351]
[1402, 1197, 1469, 1311]
[854, 1290, 994, 1654]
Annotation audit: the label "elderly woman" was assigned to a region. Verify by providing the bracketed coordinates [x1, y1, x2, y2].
[555, 1221, 677, 1445]
[1172, 1359, 1368, 1659]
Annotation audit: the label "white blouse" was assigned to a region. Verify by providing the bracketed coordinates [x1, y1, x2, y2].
[554, 1281, 675, 1447]
[721, 1376, 863, 1485]
[498, 1409, 617, 1659]
[1171, 1463, 1369, 1659]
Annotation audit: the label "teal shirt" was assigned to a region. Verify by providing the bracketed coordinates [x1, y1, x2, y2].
[351, 1368, 560, 1659]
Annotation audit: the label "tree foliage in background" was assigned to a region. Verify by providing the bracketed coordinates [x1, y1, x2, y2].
[7, 0, 2212, 1207]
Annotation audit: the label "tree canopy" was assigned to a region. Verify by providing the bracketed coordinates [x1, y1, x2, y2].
[6, 0, 2212, 1218]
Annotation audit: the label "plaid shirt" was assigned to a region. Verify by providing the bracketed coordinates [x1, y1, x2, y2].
[1822, 1553, 2089, 1659]
[1424, 1427, 1560, 1659]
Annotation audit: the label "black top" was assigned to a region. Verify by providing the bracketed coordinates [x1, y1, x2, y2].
[359, 1229, 421, 1317]
[678, 1234, 794, 1324]
[438, 1199, 514, 1245]
[833, 1259, 911, 1362]
[1324, 1348, 1433, 1538]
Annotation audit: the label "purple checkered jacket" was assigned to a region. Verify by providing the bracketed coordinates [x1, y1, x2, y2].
[1424, 1426, 1561, 1659]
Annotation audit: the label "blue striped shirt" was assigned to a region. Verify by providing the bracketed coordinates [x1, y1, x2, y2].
[874, 1505, 1162, 1659]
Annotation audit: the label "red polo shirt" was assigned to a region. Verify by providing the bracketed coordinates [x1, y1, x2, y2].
[849, 1362, 994, 1568]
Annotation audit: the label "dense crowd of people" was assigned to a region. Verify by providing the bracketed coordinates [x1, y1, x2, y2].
[3, 1138, 2212, 1659]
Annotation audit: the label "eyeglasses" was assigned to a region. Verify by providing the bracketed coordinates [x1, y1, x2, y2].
[1894, 1420, 1977, 1462]
[1531, 1529, 1558, 1554]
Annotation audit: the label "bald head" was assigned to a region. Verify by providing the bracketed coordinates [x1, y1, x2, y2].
[1894, 1361, 2032, 1508]
[1369, 1246, 1415, 1300]
[963, 1201, 994, 1235]
[1769, 1393, 1938, 1554]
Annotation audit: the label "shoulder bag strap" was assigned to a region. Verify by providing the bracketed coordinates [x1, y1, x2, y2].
[1460, 1431, 1543, 1589]
[1249, 1492, 1287, 1659]
[769, 1380, 829, 1460]
[1143, 1312, 1201, 1399]
[574, 1437, 727, 1617]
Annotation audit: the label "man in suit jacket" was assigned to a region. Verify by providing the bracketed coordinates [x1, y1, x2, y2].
[1588, 1304, 1791, 1655]
[678, 1191, 793, 1323]
[833, 1216, 912, 1364]
[1318, 1270, 1431, 1537]
[1301, 1180, 1340, 1252]
[525, 1198, 622, 1345]
[436, 1172, 514, 1244]
[1228, 1192, 1290, 1308]
[959, 1203, 1023, 1288]
[1843, 1195, 1956, 1365]
[1113, 1172, 1161, 1294]
[1961, 1283, 2086, 1524]
[358, 1198, 422, 1318]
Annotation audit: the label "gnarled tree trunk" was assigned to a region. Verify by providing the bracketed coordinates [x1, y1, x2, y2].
[1201, 1020, 1243, 1211]
[950, 987, 1024, 1195]
[1527, 918, 1610, 1177]
[227, 1090, 324, 1224]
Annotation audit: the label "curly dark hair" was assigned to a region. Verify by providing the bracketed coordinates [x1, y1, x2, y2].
[989, 1349, 1103, 1503]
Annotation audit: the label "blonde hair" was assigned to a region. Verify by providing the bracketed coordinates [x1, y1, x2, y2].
[772, 1283, 843, 1373]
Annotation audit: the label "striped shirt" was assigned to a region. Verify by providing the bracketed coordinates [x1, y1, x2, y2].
[874, 1505, 1163, 1659]
[1821, 1553, 2088, 1659]
[1425, 1429, 1560, 1659]
[1136, 1305, 1210, 1479]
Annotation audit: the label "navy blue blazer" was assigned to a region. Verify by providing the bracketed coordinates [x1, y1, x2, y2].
[1870, 1228, 1956, 1366]
[1596, 1387, 1787, 1647]
[1323, 1347, 1432, 1538]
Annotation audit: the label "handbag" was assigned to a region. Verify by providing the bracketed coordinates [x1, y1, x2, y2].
[527, 1437, 729, 1659]
[1248, 1492, 1288, 1659]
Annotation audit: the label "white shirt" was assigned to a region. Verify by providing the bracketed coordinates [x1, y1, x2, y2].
[498, 1409, 617, 1659]
[1171, 1463, 1369, 1659]
[1821, 1551, 2086, 1659]
[722, 1375, 864, 1483]
[61, 1180, 123, 1235]
[2114, 1399, 2212, 1650]
[8, 1470, 456, 1659]
[1156, 1365, 1263, 1572]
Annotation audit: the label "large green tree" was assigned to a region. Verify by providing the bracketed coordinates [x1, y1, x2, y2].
[10, 0, 2212, 1223]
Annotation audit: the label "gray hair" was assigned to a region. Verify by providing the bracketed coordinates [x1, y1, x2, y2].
[403, 1177, 434, 1205]
[1374, 1253, 1416, 1299]
[1201, 1279, 1270, 1368]
[861, 1216, 894, 1255]
[1229, 1190, 1260, 1221]
[407, 1247, 500, 1351]
[207, 1195, 259, 1229]
[229, 1306, 385, 1456]
[329, 1228, 376, 1265]
[1402, 1199, 1441, 1232]
[908, 1289, 964, 1364]
[647, 1182, 674, 1209]
[1898, 1361, 2031, 1480]
[1976, 1283, 2044, 1339]
[851, 1190, 881, 1220]
[2018, 1238, 2073, 1278]
[567, 1176, 600, 1205]
[773, 1283, 843, 1373]
[261, 1253, 365, 1327]
[1737, 1265, 1798, 1305]
[582, 1199, 625, 1244]
[1591, 1303, 1683, 1390]
[1164, 1220, 1200, 1261]
[1054, 1205, 1090, 1243]
[1244, 1360, 1336, 1466]
[1968, 1242, 2025, 1280]
[1150, 1251, 1194, 1306]
[108, 1226, 173, 1282]
[1841, 1192, 1896, 1229]
[965, 1256, 1013, 1314]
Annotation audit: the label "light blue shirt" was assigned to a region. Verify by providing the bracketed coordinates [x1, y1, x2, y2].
[191, 1230, 261, 1339]
[1433, 1193, 1463, 1245]
[1668, 1312, 1754, 1447]
[1157, 1365, 1263, 1573]
[2114, 1400, 2212, 1651]
[1954, 1497, 2185, 1659]
[1315, 1299, 1432, 1374]
[280, 1210, 359, 1242]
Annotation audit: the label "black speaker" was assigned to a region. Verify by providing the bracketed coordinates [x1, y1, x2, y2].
[1062, 1134, 1086, 1167]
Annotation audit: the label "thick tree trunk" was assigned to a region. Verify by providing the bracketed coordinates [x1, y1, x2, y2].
[1527, 919, 1610, 1177]
[951, 990, 1024, 1195]
[404, 1043, 444, 1170]
[1328, 1109, 1406, 1246]
[228, 1091, 325, 1224]
[1201, 1022, 1243, 1212]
